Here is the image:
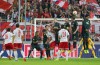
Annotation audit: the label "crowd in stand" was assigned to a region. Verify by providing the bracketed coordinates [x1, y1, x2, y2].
[0, 0, 100, 22]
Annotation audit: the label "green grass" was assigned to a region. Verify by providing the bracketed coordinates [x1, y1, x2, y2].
[0, 58, 100, 65]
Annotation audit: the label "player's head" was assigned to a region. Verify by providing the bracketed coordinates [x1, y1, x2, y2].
[16, 23, 19, 28]
[85, 14, 89, 19]
[7, 28, 11, 32]
[45, 25, 48, 30]
[65, 18, 68, 22]
[35, 31, 39, 36]
[61, 25, 64, 29]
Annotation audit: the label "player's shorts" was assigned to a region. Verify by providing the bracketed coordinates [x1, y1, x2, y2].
[44, 43, 50, 50]
[72, 33, 78, 40]
[31, 43, 41, 51]
[73, 42, 77, 48]
[59, 42, 68, 50]
[82, 44, 92, 50]
[50, 41, 56, 49]
[5, 43, 14, 50]
[14, 43, 22, 49]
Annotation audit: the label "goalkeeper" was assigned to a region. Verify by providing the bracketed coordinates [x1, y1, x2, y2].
[78, 38, 97, 58]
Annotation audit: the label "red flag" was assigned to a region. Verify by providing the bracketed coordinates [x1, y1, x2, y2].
[0, 0, 12, 13]
[86, 0, 99, 6]
[55, 0, 69, 10]
[4, 0, 14, 4]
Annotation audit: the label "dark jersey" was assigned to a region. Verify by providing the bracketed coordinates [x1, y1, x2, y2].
[82, 18, 90, 38]
[64, 22, 70, 30]
[82, 18, 90, 32]
[53, 22, 60, 43]
[43, 30, 50, 49]
[54, 22, 60, 29]
[32, 35, 41, 44]
[43, 33, 48, 44]
[71, 20, 78, 33]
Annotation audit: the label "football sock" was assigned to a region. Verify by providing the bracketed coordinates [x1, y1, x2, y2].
[10, 50, 13, 57]
[50, 50, 54, 59]
[57, 50, 60, 59]
[92, 50, 96, 57]
[79, 51, 82, 58]
[28, 50, 32, 58]
[65, 50, 68, 60]
[21, 50, 25, 58]
[14, 51, 18, 60]
[6, 50, 10, 56]
[0, 50, 4, 56]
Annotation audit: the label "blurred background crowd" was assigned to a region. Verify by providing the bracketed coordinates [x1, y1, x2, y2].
[0, 0, 100, 22]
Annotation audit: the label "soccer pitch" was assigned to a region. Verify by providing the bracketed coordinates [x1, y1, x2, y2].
[0, 58, 100, 65]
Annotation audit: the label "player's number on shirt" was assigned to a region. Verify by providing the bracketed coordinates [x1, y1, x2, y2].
[18, 30, 21, 37]
[62, 31, 66, 37]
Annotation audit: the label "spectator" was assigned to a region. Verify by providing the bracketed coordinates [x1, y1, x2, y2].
[1, 0, 100, 22]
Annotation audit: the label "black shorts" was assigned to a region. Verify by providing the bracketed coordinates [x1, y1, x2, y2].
[72, 33, 78, 40]
[31, 43, 41, 51]
[44, 43, 50, 50]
